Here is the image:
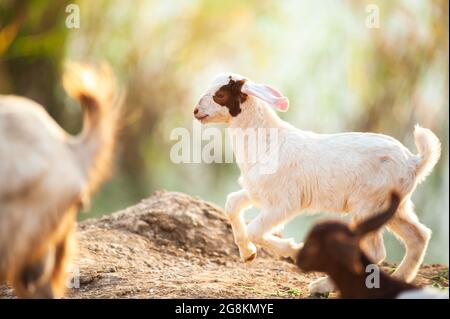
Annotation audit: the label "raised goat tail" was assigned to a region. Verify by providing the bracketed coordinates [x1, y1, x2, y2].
[413, 124, 441, 184]
[63, 62, 122, 202]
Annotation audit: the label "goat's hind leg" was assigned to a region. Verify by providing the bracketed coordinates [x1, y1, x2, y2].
[225, 190, 257, 262]
[387, 199, 431, 282]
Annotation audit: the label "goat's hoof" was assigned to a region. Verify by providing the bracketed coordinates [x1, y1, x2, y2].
[244, 252, 257, 263]
[240, 243, 257, 263]
[391, 271, 411, 282]
[309, 277, 336, 295]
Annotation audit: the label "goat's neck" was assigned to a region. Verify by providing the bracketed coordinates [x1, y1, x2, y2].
[227, 99, 287, 171]
[327, 254, 416, 299]
[229, 98, 287, 130]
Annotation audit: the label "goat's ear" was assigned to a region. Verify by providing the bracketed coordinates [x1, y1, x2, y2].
[241, 81, 289, 111]
[328, 236, 363, 274]
[353, 193, 401, 237]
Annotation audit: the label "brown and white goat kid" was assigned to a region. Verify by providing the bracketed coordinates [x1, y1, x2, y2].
[0, 63, 120, 298]
[193, 73, 441, 294]
[297, 193, 448, 299]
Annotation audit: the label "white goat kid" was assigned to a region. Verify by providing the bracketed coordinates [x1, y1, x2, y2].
[193, 73, 441, 294]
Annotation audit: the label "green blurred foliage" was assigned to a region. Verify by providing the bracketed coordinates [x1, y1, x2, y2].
[0, 0, 448, 263]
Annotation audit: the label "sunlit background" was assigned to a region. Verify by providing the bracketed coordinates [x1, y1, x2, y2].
[1, 0, 448, 263]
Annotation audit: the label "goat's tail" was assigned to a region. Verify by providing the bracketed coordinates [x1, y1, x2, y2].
[63, 62, 122, 205]
[413, 124, 441, 184]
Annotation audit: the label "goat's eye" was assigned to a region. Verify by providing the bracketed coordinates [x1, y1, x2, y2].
[213, 90, 229, 104]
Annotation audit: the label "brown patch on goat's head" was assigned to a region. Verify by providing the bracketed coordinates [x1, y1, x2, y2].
[213, 77, 248, 117]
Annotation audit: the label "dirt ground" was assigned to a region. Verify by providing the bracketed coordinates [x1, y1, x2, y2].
[0, 191, 448, 299]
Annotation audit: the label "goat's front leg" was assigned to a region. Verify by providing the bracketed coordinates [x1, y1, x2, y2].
[246, 206, 303, 261]
[224, 190, 256, 262]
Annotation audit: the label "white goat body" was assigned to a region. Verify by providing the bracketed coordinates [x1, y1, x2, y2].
[194, 72, 441, 294]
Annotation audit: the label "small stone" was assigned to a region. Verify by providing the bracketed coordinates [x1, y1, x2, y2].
[106, 266, 117, 273]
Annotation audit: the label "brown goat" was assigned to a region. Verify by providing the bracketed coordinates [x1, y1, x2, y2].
[0, 63, 120, 298]
[296, 193, 425, 298]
